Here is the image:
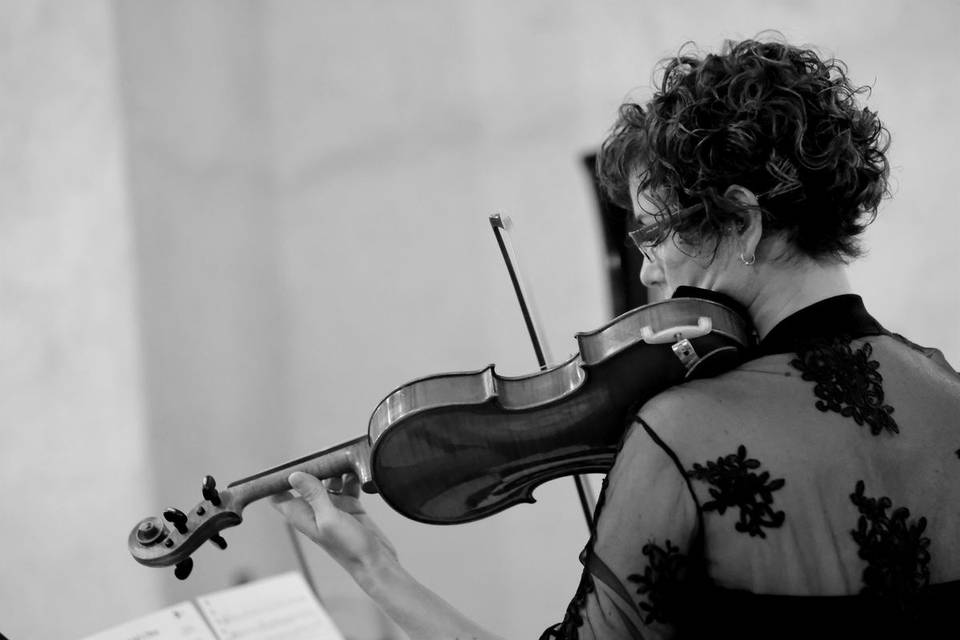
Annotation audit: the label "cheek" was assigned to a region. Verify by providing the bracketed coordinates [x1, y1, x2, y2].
[661, 247, 711, 286]
[638, 246, 692, 289]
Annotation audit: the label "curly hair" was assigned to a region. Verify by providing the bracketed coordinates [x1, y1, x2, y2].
[597, 38, 890, 261]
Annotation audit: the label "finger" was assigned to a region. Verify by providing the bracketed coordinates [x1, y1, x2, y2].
[269, 493, 321, 537]
[270, 492, 302, 518]
[289, 472, 336, 516]
[341, 473, 361, 498]
[270, 490, 296, 506]
[324, 476, 344, 494]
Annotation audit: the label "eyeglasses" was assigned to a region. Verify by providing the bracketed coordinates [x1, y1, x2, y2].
[626, 202, 704, 260]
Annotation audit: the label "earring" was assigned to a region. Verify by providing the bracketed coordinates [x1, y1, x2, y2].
[739, 252, 756, 266]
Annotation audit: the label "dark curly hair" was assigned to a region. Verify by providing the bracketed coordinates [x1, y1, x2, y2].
[598, 38, 890, 261]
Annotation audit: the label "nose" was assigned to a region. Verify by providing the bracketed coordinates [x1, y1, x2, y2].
[639, 255, 661, 288]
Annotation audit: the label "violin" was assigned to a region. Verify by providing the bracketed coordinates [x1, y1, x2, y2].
[128, 289, 755, 579]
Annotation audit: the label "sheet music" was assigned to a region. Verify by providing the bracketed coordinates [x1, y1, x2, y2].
[195, 572, 345, 640]
[80, 602, 217, 640]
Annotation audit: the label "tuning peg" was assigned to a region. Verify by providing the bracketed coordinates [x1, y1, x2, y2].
[174, 558, 194, 580]
[163, 508, 189, 534]
[202, 475, 222, 506]
[210, 534, 227, 550]
[135, 518, 165, 545]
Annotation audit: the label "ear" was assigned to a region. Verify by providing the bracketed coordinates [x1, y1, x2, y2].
[723, 184, 762, 258]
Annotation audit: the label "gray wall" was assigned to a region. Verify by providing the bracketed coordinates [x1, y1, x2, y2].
[2, 1, 958, 639]
[0, 1, 162, 635]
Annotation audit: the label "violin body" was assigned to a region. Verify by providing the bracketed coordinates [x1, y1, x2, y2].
[369, 295, 753, 523]
[129, 293, 754, 571]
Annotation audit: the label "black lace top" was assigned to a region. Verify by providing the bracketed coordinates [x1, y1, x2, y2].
[541, 295, 960, 639]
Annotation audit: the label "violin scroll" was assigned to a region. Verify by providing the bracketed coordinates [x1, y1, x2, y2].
[128, 474, 242, 578]
[129, 437, 374, 578]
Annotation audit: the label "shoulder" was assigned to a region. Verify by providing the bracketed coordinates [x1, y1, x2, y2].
[632, 356, 798, 457]
[638, 357, 788, 424]
[884, 331, 960, 379]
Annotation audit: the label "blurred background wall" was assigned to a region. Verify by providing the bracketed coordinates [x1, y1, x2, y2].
[2, 1, 958, 638]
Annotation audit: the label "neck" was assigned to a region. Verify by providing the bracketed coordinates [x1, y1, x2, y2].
[743, 256, 853, 340]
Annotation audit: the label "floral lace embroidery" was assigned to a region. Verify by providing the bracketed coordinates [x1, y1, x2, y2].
[790, 337, 898, 436]
[688, 445, 786, 538]
[850, 480, 931, 603]
[627, 539, 688, 625]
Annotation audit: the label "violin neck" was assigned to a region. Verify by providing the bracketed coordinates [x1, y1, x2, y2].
[224, 436, 375, 511]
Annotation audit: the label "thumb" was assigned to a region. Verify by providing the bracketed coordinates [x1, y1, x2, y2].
[288, 471, 329, 508]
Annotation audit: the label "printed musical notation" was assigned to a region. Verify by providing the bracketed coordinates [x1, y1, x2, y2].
[197, 573, 344, 640]
[81, 573, 344, 640]
[80, 602, 217, 640]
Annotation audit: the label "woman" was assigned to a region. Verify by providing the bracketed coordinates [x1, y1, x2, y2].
[271, 39, 960, 639]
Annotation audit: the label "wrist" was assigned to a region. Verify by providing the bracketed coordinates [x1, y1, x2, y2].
[352, 547, 408, 597]
[353, 558, 502, 640]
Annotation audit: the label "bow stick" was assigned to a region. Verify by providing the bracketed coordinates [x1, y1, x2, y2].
[489, 213, 597, 534]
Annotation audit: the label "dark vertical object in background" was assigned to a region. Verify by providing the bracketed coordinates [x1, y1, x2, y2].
[581, 153, 648, 315]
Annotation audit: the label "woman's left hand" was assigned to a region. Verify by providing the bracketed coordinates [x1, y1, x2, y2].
[271, 471, 398, 581]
